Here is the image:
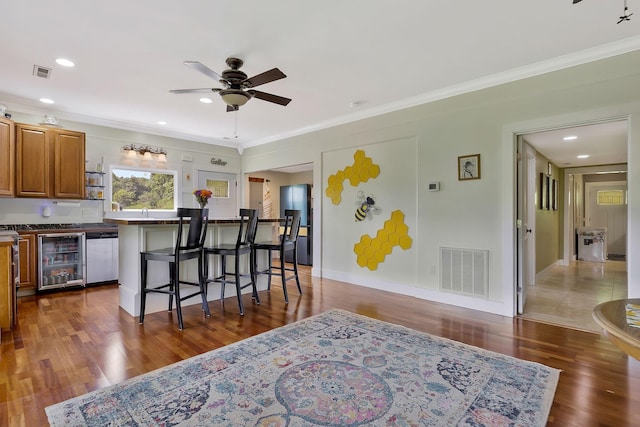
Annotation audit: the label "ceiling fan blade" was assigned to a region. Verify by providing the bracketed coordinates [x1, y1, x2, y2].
[243, 68, 286, 88]
[169, 88, 217, 94]
[183, 61, 224, 82]
[249, 90, 291, 106]
[572, 0, 582, 3]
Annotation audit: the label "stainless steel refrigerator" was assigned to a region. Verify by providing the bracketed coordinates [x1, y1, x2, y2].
[280, 184, 312, 265]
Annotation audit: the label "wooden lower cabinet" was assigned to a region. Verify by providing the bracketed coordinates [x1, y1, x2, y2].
[18, 233, 37, 293]
[0, 240, 13, 331]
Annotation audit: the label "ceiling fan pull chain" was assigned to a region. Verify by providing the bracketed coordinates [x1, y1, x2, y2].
[234, 110, 239, 139]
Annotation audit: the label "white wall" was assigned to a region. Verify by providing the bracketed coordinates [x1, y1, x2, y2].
[242, 49, 640, 315]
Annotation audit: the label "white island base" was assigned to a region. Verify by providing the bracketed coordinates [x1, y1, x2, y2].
[105, 218, 279, 317]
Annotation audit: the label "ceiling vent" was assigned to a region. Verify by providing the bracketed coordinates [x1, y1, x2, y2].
[33, 65, 52, 79]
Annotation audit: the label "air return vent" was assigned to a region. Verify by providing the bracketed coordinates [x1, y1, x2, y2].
[440, 247, 489, 298]
[33, 65, 52, 79]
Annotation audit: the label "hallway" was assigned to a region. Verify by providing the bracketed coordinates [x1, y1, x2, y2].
[519, 260, 627, 332]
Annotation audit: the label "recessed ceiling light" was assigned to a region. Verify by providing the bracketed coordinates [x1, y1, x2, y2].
[577, 154, 590, 159]
[157, 121, 167, 125]
[39, 98, 54, 104]
[200, 98, 213, 104]
[55, 58, 75, 67]
[563, 136, 578, 141]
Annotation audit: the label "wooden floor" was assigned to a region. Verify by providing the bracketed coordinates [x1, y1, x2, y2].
[1, 265, 639, 426]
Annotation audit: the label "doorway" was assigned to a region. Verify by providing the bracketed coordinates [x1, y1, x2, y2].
[515, 120, 628, 330]
[246, 163, 314, 268]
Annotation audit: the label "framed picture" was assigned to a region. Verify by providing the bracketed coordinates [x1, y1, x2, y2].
[552, 179, 559, 211]
[539, 172, 547, 210]
[546, 176, 551, 210]
[458, 154, 481, 180]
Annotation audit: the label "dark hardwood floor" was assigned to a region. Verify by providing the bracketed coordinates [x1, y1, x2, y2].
[1, 265, 638, 426]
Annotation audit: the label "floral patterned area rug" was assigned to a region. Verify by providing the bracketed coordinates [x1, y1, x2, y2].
[46, 309, 559, 426]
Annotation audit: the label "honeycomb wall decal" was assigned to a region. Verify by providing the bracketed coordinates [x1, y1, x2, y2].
[353, 210, 412, 271]
[325, 149, 380, 205]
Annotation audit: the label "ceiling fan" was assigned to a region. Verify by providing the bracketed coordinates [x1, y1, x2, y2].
[573, 0, 633, 23]
[170, 58, 291, 112]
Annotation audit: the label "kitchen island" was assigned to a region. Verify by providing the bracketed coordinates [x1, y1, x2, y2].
[104, 217, 281, 317]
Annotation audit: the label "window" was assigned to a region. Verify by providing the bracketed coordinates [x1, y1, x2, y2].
[206, 178, 230, 198]
[110, 167, 177, 211]
[596, 190, 626, 206]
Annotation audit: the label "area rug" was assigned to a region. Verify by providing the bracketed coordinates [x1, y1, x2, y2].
[46, 309, 559, 426]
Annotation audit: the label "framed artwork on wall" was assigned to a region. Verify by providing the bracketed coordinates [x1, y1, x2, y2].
[539, 172, 547, 210]
[458, 154, 481, 180]
[546, 176, 551, 210]
[552, 179, 559, 211]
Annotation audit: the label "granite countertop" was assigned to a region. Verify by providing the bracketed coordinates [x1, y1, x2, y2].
[0, 223, 117, 234]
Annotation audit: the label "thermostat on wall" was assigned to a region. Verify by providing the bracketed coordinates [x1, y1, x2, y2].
[428, 182, 440, 192]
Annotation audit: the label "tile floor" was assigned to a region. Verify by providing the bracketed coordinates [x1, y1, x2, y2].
[519, 260, 628, 332]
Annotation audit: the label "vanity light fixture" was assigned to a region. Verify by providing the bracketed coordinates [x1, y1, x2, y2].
[122, 144, 167, 161]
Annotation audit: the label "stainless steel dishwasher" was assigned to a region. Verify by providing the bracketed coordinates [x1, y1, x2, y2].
[85, 231, 119, 284]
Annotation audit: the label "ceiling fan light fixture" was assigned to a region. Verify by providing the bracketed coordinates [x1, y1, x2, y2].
[220, 89, 250, 107]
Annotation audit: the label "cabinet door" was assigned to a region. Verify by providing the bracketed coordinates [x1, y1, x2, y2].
[16, 124, 49, 197]
[0, 243, 12, 330]
[53, 129, 85, 199]
[0, 117, 14, 197]
[18, 234, 36, 292]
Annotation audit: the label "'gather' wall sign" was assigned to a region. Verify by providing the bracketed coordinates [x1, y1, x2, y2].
[210, 157, 228, 166]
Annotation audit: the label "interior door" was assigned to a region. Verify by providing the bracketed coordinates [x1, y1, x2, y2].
[585, 181, 627, 257]
[516, 138, 537, 314]
[249, 180, 264, 217]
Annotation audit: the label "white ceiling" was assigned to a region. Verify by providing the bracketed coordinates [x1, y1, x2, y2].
[0, 0, 638, 163]
[523, 120, 628, 168]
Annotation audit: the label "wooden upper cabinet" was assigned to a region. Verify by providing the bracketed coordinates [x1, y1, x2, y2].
[0, 117, 15, 197]
[53, 129, 85, 199]
[15, 124, 85, 199]
[16, 124, 49, 197]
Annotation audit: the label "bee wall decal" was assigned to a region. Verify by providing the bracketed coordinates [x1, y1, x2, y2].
[354, 191, 382, 221]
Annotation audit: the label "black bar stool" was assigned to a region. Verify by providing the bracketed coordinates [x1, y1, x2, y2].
[202, 208, 259, 315]
[253, 209, 302, 303]
[139, 208, 210, 330]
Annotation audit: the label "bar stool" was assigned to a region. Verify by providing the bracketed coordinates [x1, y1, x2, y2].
[139, 208, 210, 330]
[202, 208, 259, 315]
[253, 209, 302, 303]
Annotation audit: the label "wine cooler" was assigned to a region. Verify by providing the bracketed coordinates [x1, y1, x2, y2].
[38, 232, 87, 291]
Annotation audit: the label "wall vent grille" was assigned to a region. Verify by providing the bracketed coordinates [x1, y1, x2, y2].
[33, 65, 52, 79]
[440, 247, 489, 298]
